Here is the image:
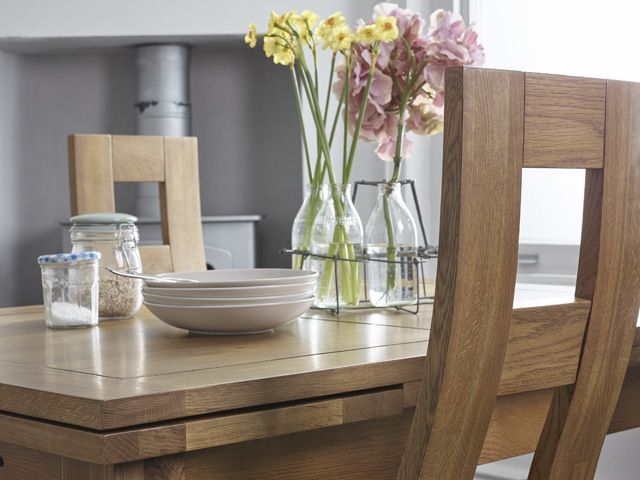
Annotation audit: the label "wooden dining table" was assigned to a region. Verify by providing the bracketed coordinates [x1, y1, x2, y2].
[0, 283, 639, 480]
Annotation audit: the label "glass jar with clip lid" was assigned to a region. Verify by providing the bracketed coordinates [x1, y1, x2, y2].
[70, 213, 143, 319]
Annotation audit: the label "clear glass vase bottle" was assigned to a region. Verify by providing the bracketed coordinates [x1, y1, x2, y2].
[291, 183, 328, 270]
[365, 182, 418, 307]
[308, 184, 363, 309]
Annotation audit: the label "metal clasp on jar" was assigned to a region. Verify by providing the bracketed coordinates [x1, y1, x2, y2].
[117, 223, 142, 273]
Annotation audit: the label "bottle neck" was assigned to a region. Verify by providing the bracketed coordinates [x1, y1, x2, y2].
[377, 182, 402, 198]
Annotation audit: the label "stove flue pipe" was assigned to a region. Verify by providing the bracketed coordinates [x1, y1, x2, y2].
[135, 44, 191, 217]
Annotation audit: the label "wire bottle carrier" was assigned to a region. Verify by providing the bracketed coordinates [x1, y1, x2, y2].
[281, 179, 438, 314]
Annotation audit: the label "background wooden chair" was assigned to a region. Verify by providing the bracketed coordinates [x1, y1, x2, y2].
[68, 134, 206, 274]
[398, 67, 640, 479]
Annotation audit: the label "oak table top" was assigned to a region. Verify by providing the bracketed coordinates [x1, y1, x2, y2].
[0, 283, 636, 432]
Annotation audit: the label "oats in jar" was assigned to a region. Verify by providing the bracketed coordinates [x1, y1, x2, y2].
[99, 274, 143, 319]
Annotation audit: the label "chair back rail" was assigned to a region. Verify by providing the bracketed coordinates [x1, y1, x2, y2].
[398, 67, 640, 480]
[68, 134, 206, 274]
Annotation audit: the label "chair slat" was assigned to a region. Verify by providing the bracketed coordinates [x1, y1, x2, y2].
[112, 135, 165, 182]
[139, 245, 173, 275]
[499, 301, 590, 396]
[480, 389, 554, 465]
[523, 73, 605, 169]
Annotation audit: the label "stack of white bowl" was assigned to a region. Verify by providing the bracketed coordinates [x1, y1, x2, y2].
[143, 269, 317, 335]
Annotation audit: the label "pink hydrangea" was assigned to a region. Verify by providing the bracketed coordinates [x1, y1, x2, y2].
[335, 3, 484, 161]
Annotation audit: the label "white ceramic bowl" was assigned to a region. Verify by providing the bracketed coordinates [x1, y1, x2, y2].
[146, 269, 317, 288]
[144, 297, 314, 335]
[142, 280, 316, 299]
[142, 291, 312, 306]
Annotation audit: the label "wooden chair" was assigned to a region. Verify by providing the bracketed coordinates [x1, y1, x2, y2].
[398, 67, 640, 479]
[68, 134, 206, 274]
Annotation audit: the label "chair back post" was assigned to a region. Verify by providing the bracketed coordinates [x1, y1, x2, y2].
[398, 67, 524, 480]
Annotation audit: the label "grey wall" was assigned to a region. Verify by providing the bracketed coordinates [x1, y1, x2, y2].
[0, 43, 299, 307]
[0, 50, 136, 307]
[191, 41, 300, 271]
[0, 50, 22, 306]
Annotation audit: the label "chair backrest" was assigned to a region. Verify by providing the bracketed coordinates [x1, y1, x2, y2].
[398, 67, 640, 480]
[68, 134, 206, 274]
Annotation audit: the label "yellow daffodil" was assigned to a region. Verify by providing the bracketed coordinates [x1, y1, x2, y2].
[290, 10, 319, 45]
[300, 10, 320, 29]
[374, 16, 398, 42]
[268, 10, 293, 35]
[327, 24, 354, 52]
[244, 23, 257, 48]
[356, 24, 377, 44]
[316, 12, 347, 42]
[263, 36, 296, 66]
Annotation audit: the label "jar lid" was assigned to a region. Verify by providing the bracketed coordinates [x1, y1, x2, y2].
[70, 213, 138, 225]
[37, 251, 101, 265]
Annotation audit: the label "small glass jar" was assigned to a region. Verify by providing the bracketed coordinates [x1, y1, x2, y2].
[38, 252, 100, 329]
[70, 213, 143, 320]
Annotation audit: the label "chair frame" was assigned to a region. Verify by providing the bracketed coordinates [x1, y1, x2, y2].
[398, 67, 640, 480]
[68, 134, 206, 274]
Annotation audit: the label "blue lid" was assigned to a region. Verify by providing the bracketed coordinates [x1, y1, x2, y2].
[37, 251, 101, 265]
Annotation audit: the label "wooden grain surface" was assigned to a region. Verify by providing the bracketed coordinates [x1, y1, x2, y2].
[0, 284, 593, 431]
[2, 373, 639, 477]
[68, 134, 206, 274]
[0, 387, 403, 464]
[399, 67, 524, 480]
[530, 79, 640, 480]
[160, 137, 206, 273]
[523, 73, 606, 168]
[68, 134, 115, 216]
[112, 136, 164, 182]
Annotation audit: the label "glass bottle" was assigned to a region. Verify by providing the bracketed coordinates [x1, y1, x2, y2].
[308, 184, 363, 309]
[365, 182, 418, 307]
[291, 183, 328, 270]
[70, 213, 143, 319]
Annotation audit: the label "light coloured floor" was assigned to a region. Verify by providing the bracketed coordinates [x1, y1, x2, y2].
[475, 428, 640, 479]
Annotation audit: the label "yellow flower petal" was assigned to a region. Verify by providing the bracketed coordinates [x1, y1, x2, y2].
[244, 22, 257, 48]
[327, 24, 354, 52]
[300, 10, 320, 29]
[374, 16, 398, 42]
[356, 24, 377, 44]
[263, 36, 296, 66]
[316, 12, 347, 47]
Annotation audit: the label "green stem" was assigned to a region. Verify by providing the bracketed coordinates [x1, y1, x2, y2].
[293, 186, 323, 269]
[310, 61, 343, 182]
[344, 46, 380, 184]
[323, 54, 336, 123]
[329, 85, 345, 148]
[383, 189, 396, 292]
[382, 101, 407, 294]
[342, 55, 350, 183]
[290, 67, 313, 181]
[293, 36, 359, 305]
